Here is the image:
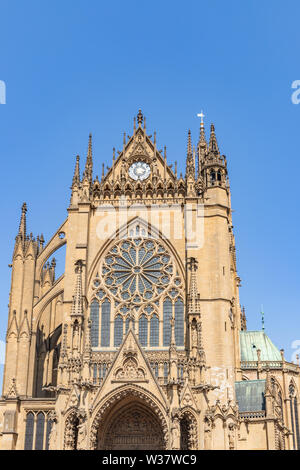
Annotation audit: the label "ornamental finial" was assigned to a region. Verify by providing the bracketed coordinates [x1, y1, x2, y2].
[137, 109, 143, 126]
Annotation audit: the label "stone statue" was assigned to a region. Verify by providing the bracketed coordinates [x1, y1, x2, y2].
[77, 419, 88, 450]
[48, 413, 58, 450]
[170, 418, 180, 450]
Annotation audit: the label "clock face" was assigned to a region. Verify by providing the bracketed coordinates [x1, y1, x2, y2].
[128, 161, 150, 181]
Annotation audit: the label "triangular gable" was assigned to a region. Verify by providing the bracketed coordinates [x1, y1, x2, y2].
[180, 380, 198, 411]
[63, 383, 80, 413]
[90, 328, 168, 411]
[102, 126, 175, 185]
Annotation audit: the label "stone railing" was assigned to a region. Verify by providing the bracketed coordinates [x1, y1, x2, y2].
[239, 410, 266, 420]
[241, 361, 283, 370]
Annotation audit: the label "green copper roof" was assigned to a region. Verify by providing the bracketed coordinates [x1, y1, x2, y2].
[240, 330, 282, 362]
[235, 380, 266, 412]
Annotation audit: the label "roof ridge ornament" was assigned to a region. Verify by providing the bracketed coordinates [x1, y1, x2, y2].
[137, 109, 143, 126]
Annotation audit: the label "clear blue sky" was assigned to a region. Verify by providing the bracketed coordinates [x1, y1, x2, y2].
[0, 0, 300, 389]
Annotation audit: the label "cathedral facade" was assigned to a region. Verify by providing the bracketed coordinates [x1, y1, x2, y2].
[0, 110, 299, 450]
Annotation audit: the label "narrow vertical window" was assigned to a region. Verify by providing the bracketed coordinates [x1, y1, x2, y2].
[93, 363, 97, 384]
[294, 397, 300, 449]
[90, 300, 99, 347]
[150, 314, 159, 347]
[290, 399, 296, 449]
[163, 298, 172, 346]
[139, 314, 148, 347]
[101, 299, 111, 347]
[35, 412, 45, 450]
[24, 412, 34, 450]
[175, 299, 184, 346]
[164, 362, 168, 384]
[45, 417, 53, 450]
[114, 314, 123, 347]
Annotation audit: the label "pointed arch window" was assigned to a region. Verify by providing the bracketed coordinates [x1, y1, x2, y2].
[90, 300, 99, 347]
[175, 298, 184, 346]
[150, 314, 159, 347]
[45, 417, 53, 450]
[164, 362, 168, 384]
[210, 170, 216, 185]
[163, 298, 172, 346]
[35, 412, 45, 450]
[114, 314, 123, 347]
[139, 314, 148, 347]
[101, 299, 111, 347]
[24, 412, 34, 450]
[294, 397, 300, 449]
[289, 385, 300, 449]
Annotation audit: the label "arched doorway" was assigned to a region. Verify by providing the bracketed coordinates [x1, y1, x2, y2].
[99, 402, 165, 450]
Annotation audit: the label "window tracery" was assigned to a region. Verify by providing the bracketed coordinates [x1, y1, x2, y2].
[90, 235, 184, 349]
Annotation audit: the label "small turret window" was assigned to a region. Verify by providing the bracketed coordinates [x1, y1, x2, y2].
[210, 170, 216, 185]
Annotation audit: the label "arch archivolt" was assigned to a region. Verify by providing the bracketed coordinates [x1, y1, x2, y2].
[89, 384, 169, 450]
[178, 407, 199, 450]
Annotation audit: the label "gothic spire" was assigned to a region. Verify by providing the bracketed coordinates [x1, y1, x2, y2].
[208, 123, 219, 154]
[197, 114, 207, 173]
[185, 130, 195, 179]
[18, 202, 27, 242]
[84, 134, 93, 183]
[187, 129, 192, 158]
[72, 155, 80, 187]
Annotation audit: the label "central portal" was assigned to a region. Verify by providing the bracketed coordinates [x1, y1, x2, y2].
[99, 402, 165, 450]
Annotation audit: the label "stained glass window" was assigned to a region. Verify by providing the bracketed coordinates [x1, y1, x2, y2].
[139, 314, 148, 347]
[90, 300, 99, 347]
[175, 298, 184, 346]
[45, 417, 52, 450]
[150, 314, 159, 347]
[101, 299, 111, 347]
[102, 239, 174, 303]
[294, 397, 300, 449]
[163, 299, 172, 346]
[35, 412, 45, 450]
[114, 314, 123, 347]
[24, 412, 34, 450]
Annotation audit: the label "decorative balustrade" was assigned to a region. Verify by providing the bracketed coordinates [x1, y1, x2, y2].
[241, 361, 283, 370]
[239, 410, 266, 419]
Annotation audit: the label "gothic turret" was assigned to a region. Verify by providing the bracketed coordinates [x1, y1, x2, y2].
[201, 123, 227, 188]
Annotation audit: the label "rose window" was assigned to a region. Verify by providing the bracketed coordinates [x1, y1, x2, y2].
[101, 239, 174, 302]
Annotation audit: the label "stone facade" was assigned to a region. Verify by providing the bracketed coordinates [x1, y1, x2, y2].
[0, 110, 299, 450]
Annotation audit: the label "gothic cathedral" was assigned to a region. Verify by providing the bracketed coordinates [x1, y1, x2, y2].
[0, 111, 299, 450]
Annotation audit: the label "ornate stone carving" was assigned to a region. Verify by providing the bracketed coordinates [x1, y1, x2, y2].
[48, 411, 58, 450]
[7, 378, 18, 398]
[114, 357, 146, 381]
[89, 385, 169, 450]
